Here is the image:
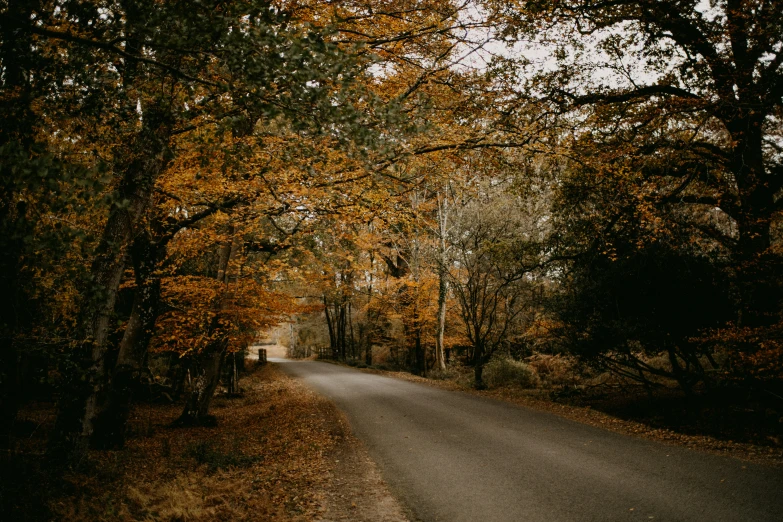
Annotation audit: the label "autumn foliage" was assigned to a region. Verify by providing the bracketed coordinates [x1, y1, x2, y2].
[2, 0, 783, 499]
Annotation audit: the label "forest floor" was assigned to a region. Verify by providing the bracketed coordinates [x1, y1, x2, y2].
[2, 362, 408, 522]
[341, 363, 783, 466]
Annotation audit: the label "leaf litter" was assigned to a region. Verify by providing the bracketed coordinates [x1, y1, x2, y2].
[8, 362, 408, 521]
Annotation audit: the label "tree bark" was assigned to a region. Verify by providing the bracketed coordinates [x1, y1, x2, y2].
[324, 296, 338, 359]
[414, 328, 425, 377]
[363, 315, 374, 366]
[47, 109, 172, 465]
[474, 360, 485, 390]
[338, 304, 345, 360]
[434, 194, 449, 371]
[348, 301, 356, 359]
[435, 267, 448, 372]
[227, 352, 241, 395]
[91, 231, 162, 449]
[326, 297, 350, 362]
[365, 252, 375, 366]
[728, 115, 778, 328]
[177, 343, 228, 426]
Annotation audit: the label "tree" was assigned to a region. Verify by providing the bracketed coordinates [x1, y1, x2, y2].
[0, 0, 114, 454]
[434, 188, 452, 371]
[489, 0, 783, 383]
[4, 0, 393, 465]
[157, 223, 299, 425]
[449, 178, 545, 387]
[551, 221, 735, 394]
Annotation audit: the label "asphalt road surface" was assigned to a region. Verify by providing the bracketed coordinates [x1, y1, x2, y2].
[275, 359, 783, 522]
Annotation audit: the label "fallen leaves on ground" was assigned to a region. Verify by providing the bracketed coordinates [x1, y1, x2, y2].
[7, 363, 363, 521]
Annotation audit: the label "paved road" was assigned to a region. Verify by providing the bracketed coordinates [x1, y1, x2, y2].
[275, 359, 783, 522]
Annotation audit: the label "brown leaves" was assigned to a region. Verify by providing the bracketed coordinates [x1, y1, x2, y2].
[32, 363, 352, 521]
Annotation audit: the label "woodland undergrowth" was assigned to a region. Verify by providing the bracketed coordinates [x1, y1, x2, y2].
[2, 363, 342, 521]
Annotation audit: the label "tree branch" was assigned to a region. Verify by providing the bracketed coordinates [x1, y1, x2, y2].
[24, 24, 226, 90]
[562, 84, 701, 108]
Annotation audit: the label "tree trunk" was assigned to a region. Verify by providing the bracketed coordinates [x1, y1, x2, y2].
[728, 113, 777, 328]
[176, 231, 235, 425]
[47, 112, 171, 465]
[474, 361, 485, 390]
[364, 319, 374, 366]
[667, 346, 694, 398]
[348, 301, 356, 359]
[227, 352, 241, 395]
[434, 192, 449, 371]
[177, 343, 228, 426]
[92, 277, 161, 448]
[289, 323, 297, 358]
[365, 253, 375, 366]
[334, 301, 348, 361]
[414, 329, 426, 377]
[324, 297, 338, 359]
[435, 266, 448, 372]
[472, 340, 487, 389]
[91, 232, 162, 449]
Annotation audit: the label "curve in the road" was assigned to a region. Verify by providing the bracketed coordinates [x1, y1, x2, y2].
[276, 359, 783, 522]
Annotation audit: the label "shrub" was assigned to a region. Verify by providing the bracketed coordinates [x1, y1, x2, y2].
[484, 357, 540, 389]
[429, 364, 474, 389]
[429, 366, 462, 381]
[526, 354, 579, 387]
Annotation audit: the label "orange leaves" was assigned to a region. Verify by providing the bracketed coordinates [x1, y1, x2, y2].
[697, 323, 783, 382]
[737, 343, 783, 380]
[153, 276, 223, 356]
[153, 275, 302, 356]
